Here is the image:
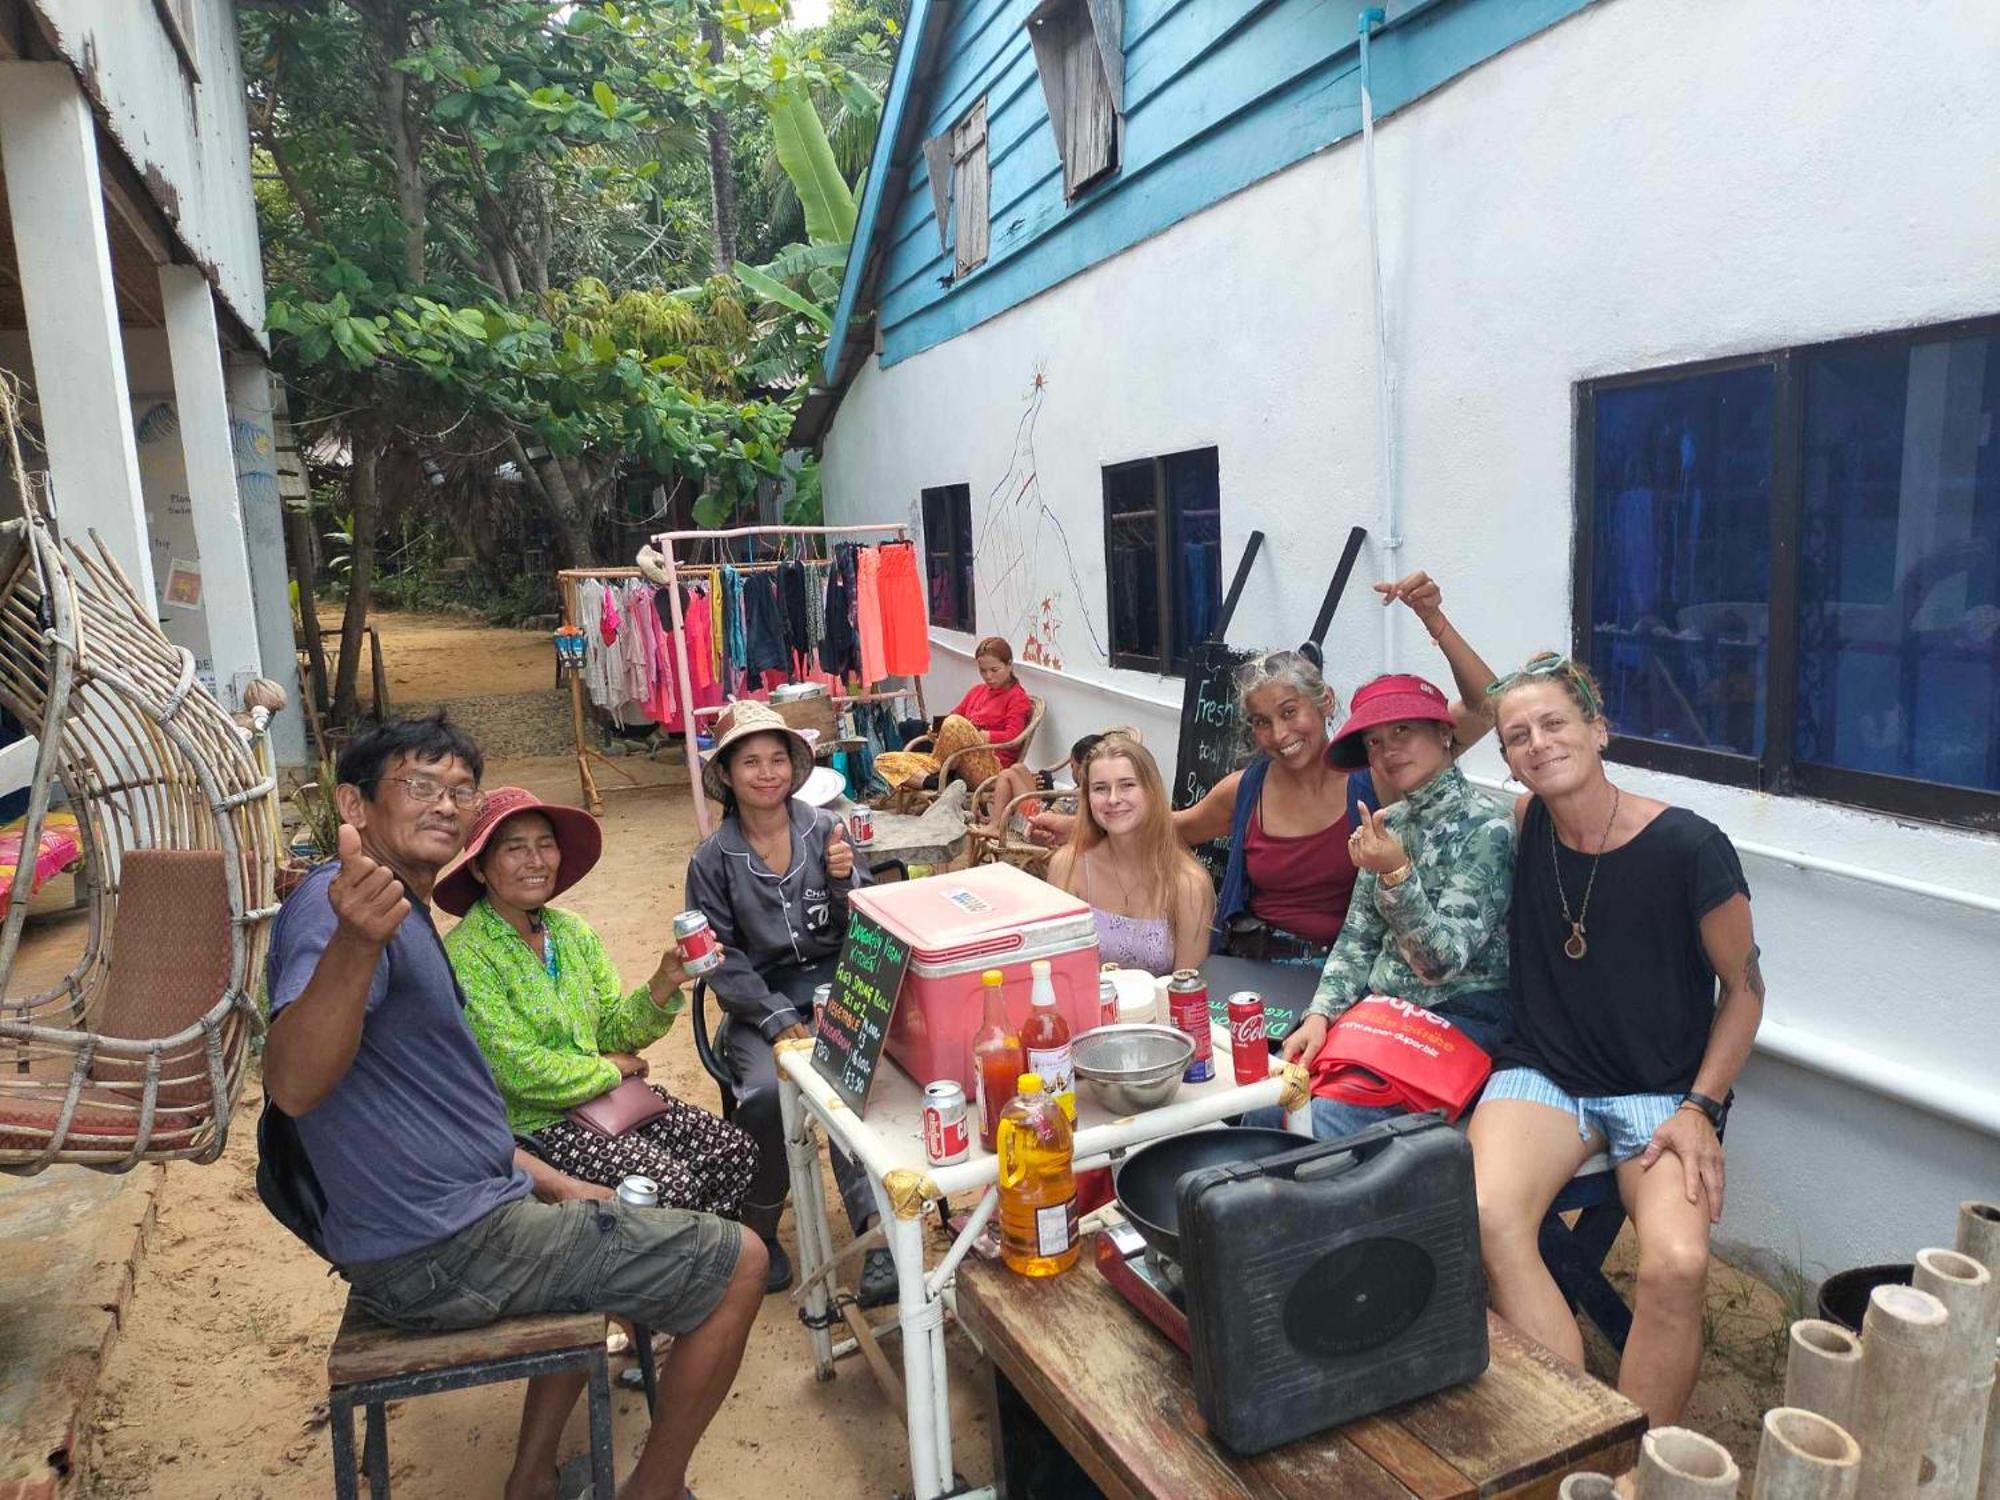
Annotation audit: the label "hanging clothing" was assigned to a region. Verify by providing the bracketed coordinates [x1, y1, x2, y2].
[804, 562, 826, 661]
[722, 568, 749, 687]
[820, 547, 859, 678]
[875, 541, 931, 677]
[743, 570, 789, 674]
[781, 562, 811, 668]
[856, 545, 888, 686]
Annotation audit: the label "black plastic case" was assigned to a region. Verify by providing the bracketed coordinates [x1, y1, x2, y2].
[1175, 1113, 1489, 1454]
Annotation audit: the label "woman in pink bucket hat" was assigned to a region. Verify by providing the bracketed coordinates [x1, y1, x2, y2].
[437, 787, 756, 1221]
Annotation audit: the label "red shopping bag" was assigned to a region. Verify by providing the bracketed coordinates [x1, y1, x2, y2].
[1308, 997, 1493, 1121]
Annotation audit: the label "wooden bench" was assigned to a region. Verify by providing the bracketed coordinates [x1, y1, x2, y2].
[955, 1237, 1645, 1499]
[326, 1296, 617, 1499]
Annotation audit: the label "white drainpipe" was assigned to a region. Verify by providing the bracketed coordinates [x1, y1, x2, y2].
[1358, 7, 1400, 671]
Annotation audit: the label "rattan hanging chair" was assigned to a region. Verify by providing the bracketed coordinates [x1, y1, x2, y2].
[0, 374, 280, 1174]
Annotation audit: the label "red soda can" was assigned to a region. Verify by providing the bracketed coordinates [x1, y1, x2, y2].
[1227, 991, 1268, 1085]
[848, 806, 875, 846]
[1167, 969, 1214, 1083]
[673, 910, 724, 976]
[922, 1081, 970, 1165]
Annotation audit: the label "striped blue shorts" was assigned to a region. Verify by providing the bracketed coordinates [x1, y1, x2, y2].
[1482, 1066, 1681, 1168]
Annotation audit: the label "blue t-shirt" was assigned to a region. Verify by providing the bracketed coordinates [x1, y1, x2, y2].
[266, 864, 530, 1265]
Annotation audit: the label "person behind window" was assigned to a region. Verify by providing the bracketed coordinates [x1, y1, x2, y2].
[1471, 654, 1763, 1428]
[683, 703, 896, 1306]
[1046, 736, 1214, 974]
[437, 789, 755, 1220]
[1172, 572, 1498, 965]
[1259, 673, 1515, 1139]
[879, 636, 1033, 792]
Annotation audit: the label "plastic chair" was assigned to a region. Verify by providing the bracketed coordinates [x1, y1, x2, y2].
[688, 979, 739, 1120]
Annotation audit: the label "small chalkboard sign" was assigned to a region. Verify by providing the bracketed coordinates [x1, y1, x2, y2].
[809, 906, 913, 1114]
[1173, 640, 1257, 884]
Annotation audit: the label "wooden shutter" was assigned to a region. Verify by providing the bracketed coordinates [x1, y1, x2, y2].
[951, 100, 989, 276]
[922, 133, 953, 250]
[1028, 0, 1120, 199]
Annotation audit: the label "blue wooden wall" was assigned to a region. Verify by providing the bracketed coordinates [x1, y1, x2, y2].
[864, 0, 1597, 368]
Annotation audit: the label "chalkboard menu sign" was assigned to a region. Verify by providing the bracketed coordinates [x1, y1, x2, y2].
[809, 906, 913, 1114]
[1173, 640, 1257, 883]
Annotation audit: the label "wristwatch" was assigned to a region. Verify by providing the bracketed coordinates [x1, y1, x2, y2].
[1679, 1090, 1728, 1128]
[1378, 861, 1415, 890]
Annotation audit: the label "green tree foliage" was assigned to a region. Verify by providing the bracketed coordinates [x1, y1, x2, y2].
[246, 0, 879, 719]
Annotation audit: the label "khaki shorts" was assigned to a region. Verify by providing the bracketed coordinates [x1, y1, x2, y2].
[342, 1194, 743, 1336]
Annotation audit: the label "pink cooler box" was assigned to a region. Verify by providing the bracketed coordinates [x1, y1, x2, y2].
[857, 863, 1101, 1098]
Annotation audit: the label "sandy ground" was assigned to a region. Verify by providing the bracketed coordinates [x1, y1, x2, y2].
[81, 611, 1786, 1496]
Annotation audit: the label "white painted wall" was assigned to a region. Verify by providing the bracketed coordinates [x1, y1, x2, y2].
[822, 0, 2000, 1279]
[27, 0, 266, 340]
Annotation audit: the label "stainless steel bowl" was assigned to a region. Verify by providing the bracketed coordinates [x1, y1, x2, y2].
[1072, 1024, 1195, 1114]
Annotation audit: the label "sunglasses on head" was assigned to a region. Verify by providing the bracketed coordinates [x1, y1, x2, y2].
[1485, 655, 1601, 716]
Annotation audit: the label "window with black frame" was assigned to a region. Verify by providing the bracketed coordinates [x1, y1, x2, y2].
[921, 483, 975, 633]
[1104, 447, 1222, 675]
[1577, 318, 2000, 828]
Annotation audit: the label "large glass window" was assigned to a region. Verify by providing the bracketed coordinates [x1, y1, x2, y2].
[920, 483, 974, 633]
[1577, 320, 2000, 828]
[1797, 334, 1999, 793]
[1103, 447, 1222, 675]
[1588, 367, 1774, 759]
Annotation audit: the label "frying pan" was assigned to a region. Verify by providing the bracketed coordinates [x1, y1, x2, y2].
[1113, 1128, 1305, 1263]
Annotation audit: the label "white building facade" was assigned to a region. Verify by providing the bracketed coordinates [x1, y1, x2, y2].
[0, 0, 305, 764]
[813, 0, 2000, 1280]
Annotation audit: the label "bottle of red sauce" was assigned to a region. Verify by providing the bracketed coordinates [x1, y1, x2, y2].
[972, 969, 1025, 1152]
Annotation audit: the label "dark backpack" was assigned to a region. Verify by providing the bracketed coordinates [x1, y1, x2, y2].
[256, 1097, 332, 1261]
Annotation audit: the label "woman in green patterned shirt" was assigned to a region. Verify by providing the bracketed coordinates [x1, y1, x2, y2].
[1261, 673, 1516, 1139]
[436, 788, 754, 1216]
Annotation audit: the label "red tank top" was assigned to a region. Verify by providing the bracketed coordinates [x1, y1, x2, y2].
[1243, 802, 1359, 946]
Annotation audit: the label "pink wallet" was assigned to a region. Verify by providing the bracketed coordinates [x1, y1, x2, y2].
[567, 1076, 670, 1138]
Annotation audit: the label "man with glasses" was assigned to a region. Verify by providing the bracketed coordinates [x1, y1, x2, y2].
[263, 714, 764, 1500]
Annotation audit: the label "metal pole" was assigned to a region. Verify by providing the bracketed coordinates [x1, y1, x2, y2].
[1357, 8, 1400, 671]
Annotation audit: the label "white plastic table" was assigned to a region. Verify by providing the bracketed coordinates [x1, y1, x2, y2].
[773, 1023, 1310, 1500]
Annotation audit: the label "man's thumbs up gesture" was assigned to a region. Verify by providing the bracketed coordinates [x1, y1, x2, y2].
[825, 819, 855, 881]
[329, 822, 411, 946]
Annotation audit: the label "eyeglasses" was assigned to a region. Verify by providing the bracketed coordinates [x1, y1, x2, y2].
[371, 775, 487, 812]
[1485, 655, 1601, 715]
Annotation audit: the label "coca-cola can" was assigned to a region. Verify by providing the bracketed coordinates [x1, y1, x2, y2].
[1098, 977, 1118, 1029]
[672, 910, 724, 977]
[811, 982, 832, 1030]
[1167, 969, 1214, 1083]
[922, 1081, 970, 1165]
[1227, 991, 1268, 1086]
[848, 806, 875, 846]
[617, 1175, 661, 1208]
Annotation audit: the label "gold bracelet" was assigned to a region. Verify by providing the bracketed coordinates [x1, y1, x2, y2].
[1378, 861, 1415, 889]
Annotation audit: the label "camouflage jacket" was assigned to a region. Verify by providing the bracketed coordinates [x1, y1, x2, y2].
[1307, 764, 1514, 1021]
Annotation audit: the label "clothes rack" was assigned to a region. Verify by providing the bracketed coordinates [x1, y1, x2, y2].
[557, 567, 649, 814]
[648, 523, 928, 838]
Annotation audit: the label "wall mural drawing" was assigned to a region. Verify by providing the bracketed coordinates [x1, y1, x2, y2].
[973, 369, 1107, 671]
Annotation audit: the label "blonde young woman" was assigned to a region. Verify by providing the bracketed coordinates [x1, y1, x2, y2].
[1047, 736, 1214, 973]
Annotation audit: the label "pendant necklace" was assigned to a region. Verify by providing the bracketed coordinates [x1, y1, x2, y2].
[1550, 786, 1621, 961]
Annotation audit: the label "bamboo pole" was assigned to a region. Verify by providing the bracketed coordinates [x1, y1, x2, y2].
[1913, 1246, 1998, 1500]
[1956, 1203, 2000, 1500]
[1854, 1283, 1951, 1500]
[1560, 1477, 1619, 1499]
[1751, 1408, 1858, 1500]
[1782, 1319, 1863, 1432]
[1635, 1428, 1740, 1497]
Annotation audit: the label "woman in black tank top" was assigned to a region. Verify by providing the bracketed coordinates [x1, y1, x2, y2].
[1469, 655, 1764, 1430]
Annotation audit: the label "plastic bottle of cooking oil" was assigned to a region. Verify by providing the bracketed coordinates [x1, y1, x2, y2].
[996, 1073, 1078, 1277]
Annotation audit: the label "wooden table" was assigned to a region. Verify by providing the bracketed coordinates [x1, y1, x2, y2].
[955, 1240, 1645, 1499]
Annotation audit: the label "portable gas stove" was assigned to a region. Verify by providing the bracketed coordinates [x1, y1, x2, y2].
[1093, 1216, 1192, 1354]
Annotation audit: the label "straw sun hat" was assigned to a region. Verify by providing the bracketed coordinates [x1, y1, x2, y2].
[702, 701, 814, 805]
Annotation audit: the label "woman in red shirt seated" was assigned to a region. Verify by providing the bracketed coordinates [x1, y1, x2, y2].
[880, 637, 1032, 790]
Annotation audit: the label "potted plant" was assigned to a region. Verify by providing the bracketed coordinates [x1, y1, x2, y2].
[278, 759, 342, 899]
